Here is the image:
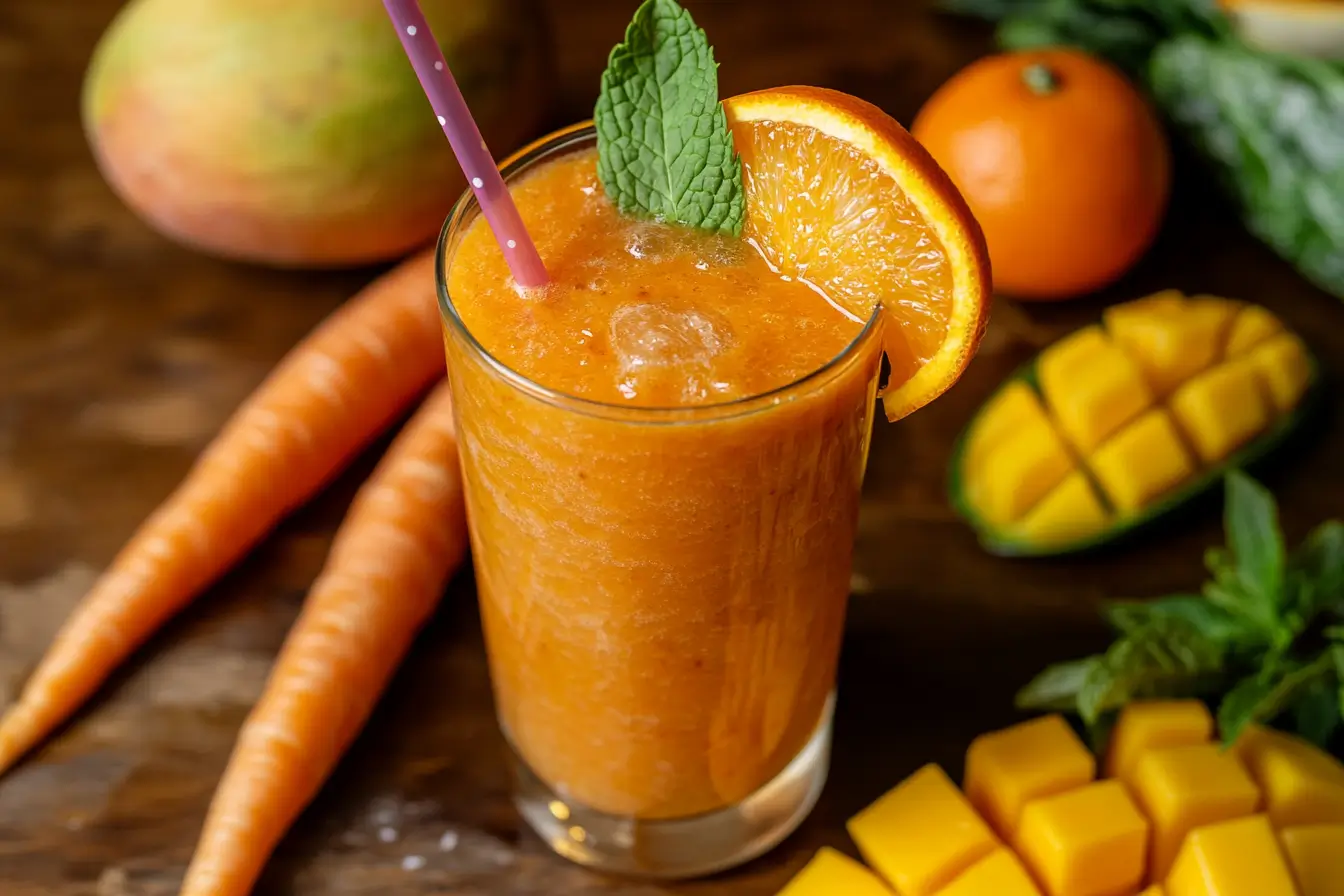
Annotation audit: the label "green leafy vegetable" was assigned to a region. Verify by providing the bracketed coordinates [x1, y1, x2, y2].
[1103, 594, 1257, 647]
[1223, 469, 1285, 612]
[943, 0, 1228, 79]
[1019, 472, 1344, 753]
[1074, 616, 1227, 724]
[1292, 521, 1344, 619]
[1335, 644, 1344, 719]
[1292, 677, 1343, 747]
[594, 0, 744, 235]
[1150, 38, 1344, 300]
[1218, 651, 1337, 744]
[1015, 657, 1100, 711]
[939, 0, 1344, 300]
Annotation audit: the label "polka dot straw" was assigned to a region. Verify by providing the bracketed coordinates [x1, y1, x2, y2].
[383, 0, 549, 288]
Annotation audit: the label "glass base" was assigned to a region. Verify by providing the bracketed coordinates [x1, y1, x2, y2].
[511, 693, 834, 880]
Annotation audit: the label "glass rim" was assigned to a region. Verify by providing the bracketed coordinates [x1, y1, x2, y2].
[434, 123, 884, 423]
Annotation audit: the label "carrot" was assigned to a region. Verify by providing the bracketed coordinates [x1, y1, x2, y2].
[179, 382, 467, 896]
[0, 248, 445, 775]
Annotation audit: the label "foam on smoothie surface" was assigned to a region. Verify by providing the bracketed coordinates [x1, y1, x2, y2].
[446, 147, 864, 408]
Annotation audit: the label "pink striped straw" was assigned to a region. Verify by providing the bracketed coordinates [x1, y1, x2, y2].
[383, 0, 549, 288]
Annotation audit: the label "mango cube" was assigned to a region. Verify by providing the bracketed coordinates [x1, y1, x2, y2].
[1015, 779, 1149, 896]
[1013, 472, 1111, 548]
[964, 714, 1096, 840]
[1105, 700, 1214, 787]
[848, 764, 998, 896]
[1038, 326, 1155, 453]
[1224, 304, 1283, 356]
[1234, 725, 1344, 827]
[1088, 410, 1196, 513]
[967, 414, 1075, 526]
[1279, 825, 1344, 896]
[776, 847, 894, 896]
[937, 848, 1042, 896]
[1104, 294, 1239, 398]
[967, 381, 1051, 474]
[1247, 332, 1313, 413]
[1168, 359, 1272, 463]
[1166, 815, 1298, 896]
[1139, 888, 1166, 896]
[1130, 743, 1261, 881]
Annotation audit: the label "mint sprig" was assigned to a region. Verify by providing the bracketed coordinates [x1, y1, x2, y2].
[594, 0, 744, 236]
[1018, 470, 1344, 753]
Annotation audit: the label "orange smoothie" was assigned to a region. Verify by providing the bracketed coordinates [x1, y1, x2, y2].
[440, 130, 884, 820]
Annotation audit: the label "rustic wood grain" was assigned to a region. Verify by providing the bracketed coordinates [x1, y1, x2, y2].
[1, 0, 1341, 893]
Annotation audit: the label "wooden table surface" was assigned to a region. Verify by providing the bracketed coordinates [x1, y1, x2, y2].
[1, 1, 1341, 893]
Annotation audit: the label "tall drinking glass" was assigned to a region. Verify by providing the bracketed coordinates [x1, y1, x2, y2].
[436, 125, 884, 878]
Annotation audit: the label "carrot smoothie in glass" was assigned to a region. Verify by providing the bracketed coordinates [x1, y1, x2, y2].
[439, 128, 883, 875]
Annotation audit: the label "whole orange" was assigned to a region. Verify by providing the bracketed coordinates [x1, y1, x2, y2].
[912, 49, 1172, 301]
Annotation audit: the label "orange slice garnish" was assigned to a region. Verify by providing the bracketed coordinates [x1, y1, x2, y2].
[724, 86, 992, 422]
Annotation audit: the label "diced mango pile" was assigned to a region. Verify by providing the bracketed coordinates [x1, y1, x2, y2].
[778, 702, 1344, 896]
[957, 291, 1315, 552]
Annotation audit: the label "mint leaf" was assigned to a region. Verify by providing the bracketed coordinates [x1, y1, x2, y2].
[1224, 471, 1286, 616]
[1293, 520, 1344, 618]
[1104, 595, 1256, 647]
[1291, 678, 1342, 748]
[1217, 651, 1336, 746]
[1334, 644, 1344, 721]
[1075, 618, 1227, 725]
[594, 0, 744, 235]
[1016, 658, 1099, 712]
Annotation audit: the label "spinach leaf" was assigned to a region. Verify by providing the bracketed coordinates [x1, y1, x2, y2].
[1149, 36, 1344, 299]
[947, 0, 1229, 79]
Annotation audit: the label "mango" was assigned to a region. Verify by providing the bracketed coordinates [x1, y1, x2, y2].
[964, 714, 1096, 840]
[937, 848, 1042, 896]
[1165, 815, 1299, 896]
[1104, 293, 1239, 399]
[950, 291, 1319, 556]
[1038, 325, 1154, 453]
[1104, 700, 1214, 789]
[1129, 743, 1261, 881]
[776, 847, 894, 896]
[1233, 725, 1344, 827]
[848, 764, 999, 896]
[1016, 780, 1149, 896]
[82, 0, 552, 268]
[1278, 825, 1344, 896]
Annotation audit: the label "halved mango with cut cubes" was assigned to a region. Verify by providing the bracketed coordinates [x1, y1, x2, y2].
[949, 291, 1320, 556]
[1104, 292, 1241, 399]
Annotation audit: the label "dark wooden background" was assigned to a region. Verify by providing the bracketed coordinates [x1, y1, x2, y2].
[1, 1, 1340, 894]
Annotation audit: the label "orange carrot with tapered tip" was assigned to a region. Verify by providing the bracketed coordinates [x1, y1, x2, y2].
[180, 382, 466, 896]
[0, 248, 445, 775]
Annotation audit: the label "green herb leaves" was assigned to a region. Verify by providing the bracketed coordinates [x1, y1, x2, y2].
[1224, 471, 1285, 615]
[1019, 470, 1344, 752]
[594, 0, 744, 236]
[1150, 37, 1344, 302]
